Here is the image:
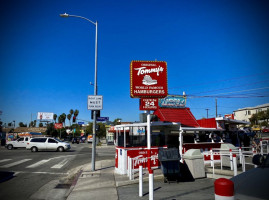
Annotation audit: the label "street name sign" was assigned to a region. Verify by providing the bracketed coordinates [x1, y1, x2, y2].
[97, 117, 109, 121]
[88, 95, 103, 110]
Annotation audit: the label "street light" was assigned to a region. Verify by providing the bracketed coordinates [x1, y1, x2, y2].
[60, 13, 98, 171]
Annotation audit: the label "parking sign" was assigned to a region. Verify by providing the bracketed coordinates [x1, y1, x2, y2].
[87, 95, 103, 110]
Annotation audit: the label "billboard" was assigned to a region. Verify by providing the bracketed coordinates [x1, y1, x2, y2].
[130, 61, 168, 98]
[37, 112, 53, 120]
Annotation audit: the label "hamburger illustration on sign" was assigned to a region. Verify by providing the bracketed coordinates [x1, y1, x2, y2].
[130, 61, 168, 98]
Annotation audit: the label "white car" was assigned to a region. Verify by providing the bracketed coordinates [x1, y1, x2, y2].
[6, 137, 31, 150]
[26, 137, 71, 152]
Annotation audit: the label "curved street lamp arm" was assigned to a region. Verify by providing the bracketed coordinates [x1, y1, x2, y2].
[60, 13, 96, 26]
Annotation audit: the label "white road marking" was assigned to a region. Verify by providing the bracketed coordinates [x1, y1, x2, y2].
[13, 171, 69, 175]
[0, 159, 32, 168]
[51, 159, 69, 169]
[26, 159, 50, 168]
[0, 159, 12, 163]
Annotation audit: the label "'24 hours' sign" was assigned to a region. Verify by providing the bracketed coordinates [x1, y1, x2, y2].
[130, 61, 168, 98]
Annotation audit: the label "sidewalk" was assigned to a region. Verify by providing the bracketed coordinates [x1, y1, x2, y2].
[67, 159, 118, 200]
[66, 158, 216, 200]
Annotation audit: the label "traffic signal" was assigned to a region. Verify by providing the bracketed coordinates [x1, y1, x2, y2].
[91, 110, 100, 119]
[73, 116, 76, 123]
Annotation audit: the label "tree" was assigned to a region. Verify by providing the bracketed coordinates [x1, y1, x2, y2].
[61, 113, 66, 127]
[39, 123, 43, 127]
[69, 109, 74, 125]
[85, 122, 106, 139]
[46, 123, 58, 137]
[58, 115, 63, 124]
[113, 118, 122, 125]
[73, 109, 79, 123]
[67, 114, 72, 127]
[19, 122, 27, 127]
[53, 114, 57, 123]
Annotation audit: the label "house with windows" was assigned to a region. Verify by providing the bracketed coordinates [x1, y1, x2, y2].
[233, 103, 269, 122]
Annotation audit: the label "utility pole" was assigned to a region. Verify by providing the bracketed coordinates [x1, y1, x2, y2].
[215, 98, 218, 117]
[206, 109, 209, 118]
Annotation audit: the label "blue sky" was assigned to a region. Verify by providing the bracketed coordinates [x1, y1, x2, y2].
[1, 0, 269, 126]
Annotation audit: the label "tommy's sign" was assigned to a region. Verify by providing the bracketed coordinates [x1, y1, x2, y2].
[130, 61, 168, 98]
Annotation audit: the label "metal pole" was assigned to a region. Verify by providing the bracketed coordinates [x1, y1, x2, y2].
[206, 108, 209, 118]
[147, 111, 151, 171]
[59, 13, 98, 171]
[92, 21, 98, 171]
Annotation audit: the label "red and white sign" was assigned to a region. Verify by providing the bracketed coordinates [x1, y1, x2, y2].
[225, 114, 234, 119]
[130, 61, 168, 98]
[140, 98, 158, 110]
[127, 148, 160, 169]
[54, 123, 63, 129]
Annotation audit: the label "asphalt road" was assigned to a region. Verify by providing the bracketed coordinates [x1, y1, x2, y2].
[0, 142, 115, 200]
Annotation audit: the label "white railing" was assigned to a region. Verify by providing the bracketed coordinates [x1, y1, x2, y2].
[201, 142, 269, 178]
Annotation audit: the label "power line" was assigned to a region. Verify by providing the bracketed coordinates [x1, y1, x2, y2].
[168, 72, 268, 90]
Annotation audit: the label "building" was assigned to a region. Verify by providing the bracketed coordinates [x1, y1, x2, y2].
[233, 103, 269, 122]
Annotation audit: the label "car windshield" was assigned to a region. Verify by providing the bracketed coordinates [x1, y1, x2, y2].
[54, 138, 63, 142]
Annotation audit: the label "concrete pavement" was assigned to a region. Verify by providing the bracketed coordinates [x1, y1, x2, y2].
[66, 158, 216, 200]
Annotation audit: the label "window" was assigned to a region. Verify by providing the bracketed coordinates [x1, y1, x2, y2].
[48, 139, 57, 143]
[248, 111, 251, 115]
[18, 138, 24, 141]
[25, 138, 28, 141]
[31, 138, 47, 143]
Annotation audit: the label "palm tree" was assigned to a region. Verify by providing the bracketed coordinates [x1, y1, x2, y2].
[67, 114, 72, 127]
[58, 116, 63, 124]
[74, 109, 79, 122]
[61, 113, 66, 127]
[53, 114, 57, 123]
[69, 109, 74, 125]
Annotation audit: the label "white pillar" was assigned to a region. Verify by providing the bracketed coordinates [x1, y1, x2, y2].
[147, 111, 151, 170]
[230, 149, 233, 171]
[149, 169, 154, 200]
[179, 126, 183, 163]
[139, 164, 143, 197]
[124, 127, 126, 148]
[210, 149, 214, 167]
[233, 154, 237, 176]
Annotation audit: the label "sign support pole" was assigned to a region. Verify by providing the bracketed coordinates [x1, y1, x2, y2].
[147, 111, 151, 171]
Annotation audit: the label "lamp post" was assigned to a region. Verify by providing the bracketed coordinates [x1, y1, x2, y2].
[60, 13, 98, 171]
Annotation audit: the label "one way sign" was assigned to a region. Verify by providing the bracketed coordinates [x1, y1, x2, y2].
[87, 95, 103, 110]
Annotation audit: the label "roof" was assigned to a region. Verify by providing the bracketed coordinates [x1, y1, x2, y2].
[234, 103, 269, 112]
[153, 108, 200, 127]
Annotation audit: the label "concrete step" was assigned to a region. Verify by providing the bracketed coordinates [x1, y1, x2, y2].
[205, 166, 243, 179]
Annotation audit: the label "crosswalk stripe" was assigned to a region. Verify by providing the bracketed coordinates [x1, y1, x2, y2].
[51, 158, 69, 169]
[0, 159, 32, 168]
[0, 159, 12, 163]
[26, 159, 50, 168]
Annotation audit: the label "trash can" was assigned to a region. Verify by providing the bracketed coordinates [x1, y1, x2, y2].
[158, 148, 181, 183]
[183, 149, 205, 179]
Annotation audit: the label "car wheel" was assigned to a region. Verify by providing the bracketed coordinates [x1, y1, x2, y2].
[7, 144, 13, 150]
[31, 147, 38, 152]
[58, 147, 64, 152]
